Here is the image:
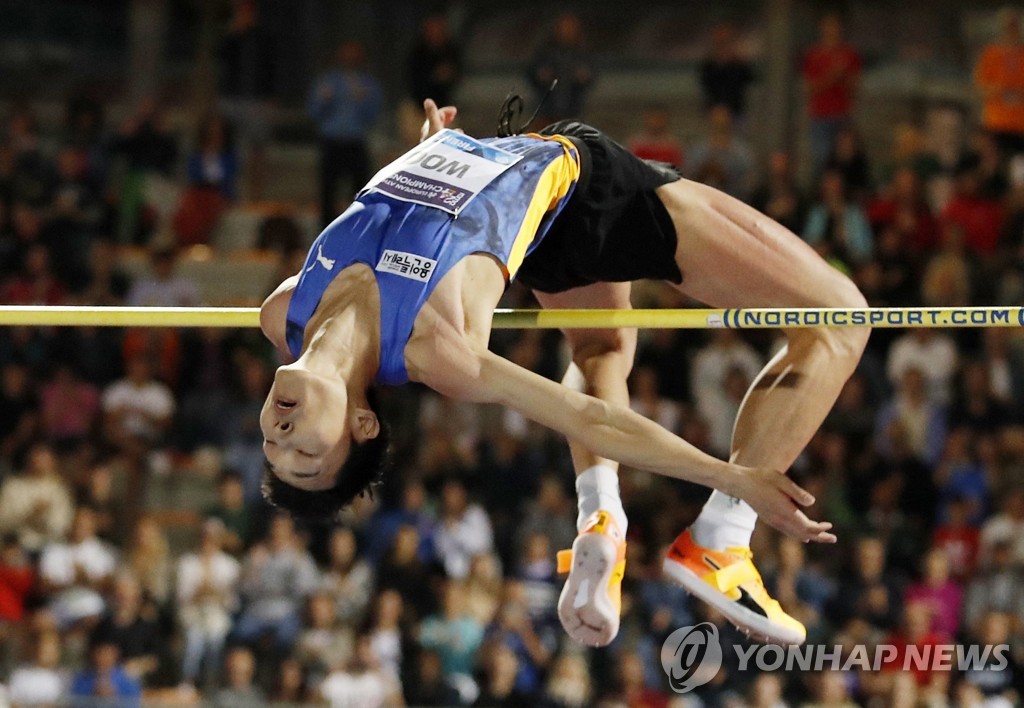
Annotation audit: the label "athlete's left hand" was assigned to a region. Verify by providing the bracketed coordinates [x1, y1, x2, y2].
[728, 466, 838, 544]
[420, 98, 458, 142]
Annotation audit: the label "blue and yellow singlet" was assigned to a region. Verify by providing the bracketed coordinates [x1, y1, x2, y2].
[285, 131, 581, 385]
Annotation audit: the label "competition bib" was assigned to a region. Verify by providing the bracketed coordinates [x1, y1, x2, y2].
[363, 130, 522, 215]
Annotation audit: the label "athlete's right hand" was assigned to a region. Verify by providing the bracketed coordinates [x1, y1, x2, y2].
[727, 466, 837, 544]
[420, 98, 458, 142]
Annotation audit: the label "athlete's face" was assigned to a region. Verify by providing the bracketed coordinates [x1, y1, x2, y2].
[261, 366, 351, 490]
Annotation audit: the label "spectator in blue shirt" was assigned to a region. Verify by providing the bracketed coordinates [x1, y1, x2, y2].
[70, 637, 142, 707]
[308, 40, 383, 226]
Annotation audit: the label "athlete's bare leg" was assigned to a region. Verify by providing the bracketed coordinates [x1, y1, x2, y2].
[659, 178, 869, 516]
[535, 282, 636, 647]
[657, 178, 869, 644]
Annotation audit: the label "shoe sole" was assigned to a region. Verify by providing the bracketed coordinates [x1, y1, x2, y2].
[558, 532, 620, 647]
[662, 557, 805, 646]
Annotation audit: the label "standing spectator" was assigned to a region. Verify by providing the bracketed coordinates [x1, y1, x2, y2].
[126, 516, 172, 606]
[219, 0, 277, 200]
[365, 478, 436, 565]
[751, 151, 808, 234]
[867, 167, 940, 259]
[232, 513, 319, 653]
[879, 122, 942, 185]
[80, 239, 131, 306]
[70, 635, 142, 706]
[46, 146, 104, 285]
[825, 126, 872, 198]
[419, 581, 485, 685]
[963, 539, 1024, 632]
[7, 630, 65, 706]
[126, 247, 201, 307]
[215, 646, 264, 708]
[40, 363, 100, 445]
[201, 471, 253, 553]
[932, 496, 982, 581]
[528, 13, 594, 123]
[366, 589, 406, 679]
[0, 535, 34, 623]
[270, 658, 309, 705]
[187, 115, 237, 199]
[90, 574, 161, 684]
[177, 519, 240, 690]
[941, 155, 1005, 257]
[802, 14, 863, 176]
[802, 169, 874, 267]
[627, 106, 684, 167]
[110, 98, 178, 245]
[686, 105, 756, 201]
[904, 547, 963, 638]
[0, 442, 74, 552]
[319, 632, 403, 708]
[874, 368, 947, 467]
[974, 8, 1024, 157]
[0, 362, 39, 461]
[610, 650, 668, 708]
[308, 40, 383, 226]
[295, 592, 354, 681]
[175, 114, 237, 247]
[700, 22, 755, 121]
[37, 506, 117, 627]
[202, 471, 253, 554]
[377, 525, 434, 620]
[474, 642, 530, 707]
[691, 330, 763, 455]
[435, 476, 494, 579]
[629, 365, 684, 434]
[319, 526, 375, 626]
[514, 475, 577, 562]
[960, 611, 1020, 702]
[979, 489, 1024, 567]
[1, 244, 66, 305]
[407, 14, 463, 107]
[886, 329, 959, 405]
[539, 653, 592, 708]
[827, 536, 902, 631]
[101, 354, 175, 452]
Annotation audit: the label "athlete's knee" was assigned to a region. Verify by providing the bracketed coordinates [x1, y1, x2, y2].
[569, 328, 637, 377]
[792, 274, 869, 363]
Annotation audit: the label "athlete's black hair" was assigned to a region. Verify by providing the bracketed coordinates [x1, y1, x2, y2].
[261, 397, 391, 523]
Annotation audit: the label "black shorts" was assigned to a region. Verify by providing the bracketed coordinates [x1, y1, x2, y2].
[516, 121, 683, 294]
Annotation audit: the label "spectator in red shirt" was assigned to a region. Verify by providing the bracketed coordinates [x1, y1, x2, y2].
[0, 244, 65, 305]
[802, 14, 863, 177]
[868, 166, 940, 258]
[0, 535, 33, 622]
[932, 496, 981, 582]
[880, 600, 951, 692]
[942, 155, 1004, 256]
[627, 106, 683, 168]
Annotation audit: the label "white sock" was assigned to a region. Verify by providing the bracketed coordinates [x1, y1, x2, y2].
[575, 465, 628, 534]
[690, 490, 757, 550]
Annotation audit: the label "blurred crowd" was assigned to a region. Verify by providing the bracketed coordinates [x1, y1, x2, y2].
[1, 3, 1024, 707]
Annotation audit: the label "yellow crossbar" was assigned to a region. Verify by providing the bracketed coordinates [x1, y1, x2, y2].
[0, 306, 1020, 329]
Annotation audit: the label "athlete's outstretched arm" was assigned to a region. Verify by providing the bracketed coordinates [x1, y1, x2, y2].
[420, 345, 834, 543]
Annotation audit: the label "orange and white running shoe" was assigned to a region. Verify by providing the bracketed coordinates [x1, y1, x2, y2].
[663, 529, 806, 645]
[556, 510, 627, 647]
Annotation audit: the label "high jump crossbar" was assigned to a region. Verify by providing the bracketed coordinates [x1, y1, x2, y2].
[0, 305, 1021, 329]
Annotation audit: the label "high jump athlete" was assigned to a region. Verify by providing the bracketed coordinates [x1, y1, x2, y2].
[259, 99, 870, 647]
